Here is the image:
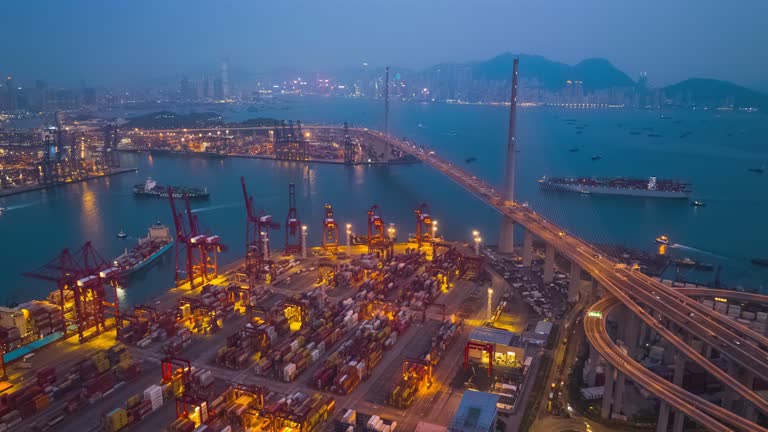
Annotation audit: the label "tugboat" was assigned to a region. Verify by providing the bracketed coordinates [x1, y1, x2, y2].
[116, 229, 128, 239]
[655, 234, 670, 245]
[691, 200, 706, 207]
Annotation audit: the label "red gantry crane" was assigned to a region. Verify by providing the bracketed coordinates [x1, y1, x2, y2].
[169, 187, 225, 289]
[414, 203, 434, 249]
[23, 241, 122, 343]
[321, 203, 339, 251]
[241, 177, 280, 286]
[367, 204, 393, 259]
[284, 183, 302, 255]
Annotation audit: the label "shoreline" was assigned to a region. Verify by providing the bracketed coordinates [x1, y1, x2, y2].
[0, 167, 138, 198]
[121, 148, 420, 166]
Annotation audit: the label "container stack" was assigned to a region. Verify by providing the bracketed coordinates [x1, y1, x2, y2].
[143, 385, 164, 411]
[102, 407, 129, 432]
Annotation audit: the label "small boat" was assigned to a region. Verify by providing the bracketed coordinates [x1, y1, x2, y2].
[568, 148, 580, 153]
[748, 166, 765, 174]
[591, 155, 602, 161]
[647, 133, 663, 138]
[656, 235, 670, 245]
[674, 257, 697, 268]
[417, 123, 426, 129]
[629, 131, 642, 135]
[465, 157, 477, 164]
[691, 200, 706, 207]
[752, 258, 768, 267]
[659, 114, 672, 120]
[0, 207, 5, 215]
[117, 229, 128, 239]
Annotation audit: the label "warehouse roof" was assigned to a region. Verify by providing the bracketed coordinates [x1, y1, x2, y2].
[469, 327, 520, 347]
[449, 391, 499, 432]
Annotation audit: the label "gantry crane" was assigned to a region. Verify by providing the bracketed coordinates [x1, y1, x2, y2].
[169, 188, 224, 288]
[321, 203, 339, 251]
[284, 183, 302, 255]
[241, 177, 280, 285]
[414, 203, 434, 248]
[23, 241, 122, 343]
[367, 204, 393, 259]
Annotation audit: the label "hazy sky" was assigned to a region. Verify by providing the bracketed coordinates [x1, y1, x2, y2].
[2, 0, 767, 88]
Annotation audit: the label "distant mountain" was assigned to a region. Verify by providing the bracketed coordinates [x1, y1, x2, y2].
[420, 53, 636, 92]
[663, 78, 768, 109]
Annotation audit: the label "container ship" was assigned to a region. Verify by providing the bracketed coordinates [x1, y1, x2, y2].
[133, 177, 209, 200]
[113, 222, 173, 276]
[539, 176, 691, 199]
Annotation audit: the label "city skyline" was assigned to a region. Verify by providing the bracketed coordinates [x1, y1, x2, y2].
[1, 0, 767, 89]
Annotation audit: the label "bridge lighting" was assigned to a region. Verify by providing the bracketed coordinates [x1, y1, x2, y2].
[588, 311, 603, 318]
[714, 297, 728, 303]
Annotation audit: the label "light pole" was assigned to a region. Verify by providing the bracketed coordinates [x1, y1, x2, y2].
[432, 220, 438, 241]
[388, 223, 396, 242]
[473, 230, 482, 255]
[261, 231, 269, 260]
[346, 223, 352, 254]
[301, 225, 308, 258]
[487, 287, 494, 321]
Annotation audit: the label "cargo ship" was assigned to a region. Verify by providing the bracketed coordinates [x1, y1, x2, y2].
[133, 177, 209, 200]
[539, 176, 691, 199]
[113, 222, 173, 276]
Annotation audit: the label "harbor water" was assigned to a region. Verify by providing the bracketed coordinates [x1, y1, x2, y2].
[1, 97, 767, 305]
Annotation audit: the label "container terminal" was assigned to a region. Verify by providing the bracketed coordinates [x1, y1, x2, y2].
[0, 174, 552, 432]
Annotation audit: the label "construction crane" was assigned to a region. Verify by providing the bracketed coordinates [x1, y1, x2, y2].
[321, 203, 339, 251]
[367, 204, 393, 259]
[414, 203, 434, 249]
[284, 183, 302, 255]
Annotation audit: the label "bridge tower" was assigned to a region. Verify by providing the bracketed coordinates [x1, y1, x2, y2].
[498, 57, 519, 254]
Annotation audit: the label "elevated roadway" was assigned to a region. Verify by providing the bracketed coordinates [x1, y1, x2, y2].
[587, 290, 768, 432]
[372, 130, 768, 430]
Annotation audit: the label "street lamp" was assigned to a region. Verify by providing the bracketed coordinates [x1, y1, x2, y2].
[346, 223, 352, 254]
[301, 225, 308, 258]
[487, 287, 494, 320]
[473, 230, 482, 255]
[388, 223, 396, 242]
[261, 231, 269, 259]
[432, 220, 438, 240]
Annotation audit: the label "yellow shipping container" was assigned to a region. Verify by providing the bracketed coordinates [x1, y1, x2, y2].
[127, 394, 141, 408]
[119, 351, 132, 364]
[105, 407, 128, 432]
[95, 358, 111, 374]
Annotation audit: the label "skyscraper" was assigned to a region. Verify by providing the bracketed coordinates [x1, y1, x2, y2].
[221, 60, 230, 98]
[6, 76, 17, 110]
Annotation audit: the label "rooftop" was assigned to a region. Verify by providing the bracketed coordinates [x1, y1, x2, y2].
[449, 391, 499, 432]
[469, 326, 521, 347]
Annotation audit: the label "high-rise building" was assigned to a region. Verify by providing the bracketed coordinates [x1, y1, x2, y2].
[6, 76, 17, 110]
[221, 60, 230, 98]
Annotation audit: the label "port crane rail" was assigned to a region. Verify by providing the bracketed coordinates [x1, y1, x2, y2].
[375, 129, 768, 430]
